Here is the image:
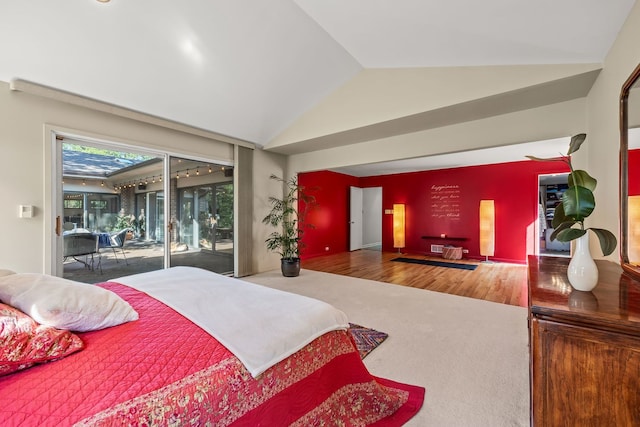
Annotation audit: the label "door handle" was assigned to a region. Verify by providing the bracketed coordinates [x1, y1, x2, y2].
[55, 216, 61, 236]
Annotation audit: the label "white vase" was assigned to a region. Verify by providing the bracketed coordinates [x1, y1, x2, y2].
[567, 233, 599, 291]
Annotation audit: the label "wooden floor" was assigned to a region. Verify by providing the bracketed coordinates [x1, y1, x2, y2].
[302, 250, 529, 307]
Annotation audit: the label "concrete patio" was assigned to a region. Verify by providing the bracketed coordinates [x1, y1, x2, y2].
[64, 238, 234, 284]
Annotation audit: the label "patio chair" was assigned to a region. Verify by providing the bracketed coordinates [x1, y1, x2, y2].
[107, 228, 130, 265]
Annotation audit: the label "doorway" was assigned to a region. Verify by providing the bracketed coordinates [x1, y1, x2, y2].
[55, 137, 234, 282]
[538, 173, 571, 257]
[349, 186, 382, 251]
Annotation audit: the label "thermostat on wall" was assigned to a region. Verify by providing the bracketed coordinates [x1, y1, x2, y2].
[19, 205, 34, 218]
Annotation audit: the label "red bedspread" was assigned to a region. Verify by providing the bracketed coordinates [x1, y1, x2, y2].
[0, 282, 424, 426]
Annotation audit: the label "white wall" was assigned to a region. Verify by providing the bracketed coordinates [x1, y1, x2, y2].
[251, 149, 287, 273]
[0, 81, 235, 273]
[268, 63, 600, 149]
[288, 98, 586, 174]
[584, 0, 640, 261]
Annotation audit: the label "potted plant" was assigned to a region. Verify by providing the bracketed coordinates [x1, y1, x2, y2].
[113, 209, 135, 240]
[262, 174, 317, 277]
[527, 133, 617, 290]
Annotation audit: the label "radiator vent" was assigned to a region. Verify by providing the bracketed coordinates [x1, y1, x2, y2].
[430, 244, 444, 253]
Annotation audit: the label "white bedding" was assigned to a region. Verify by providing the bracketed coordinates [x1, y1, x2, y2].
[112, 267, 349, 377]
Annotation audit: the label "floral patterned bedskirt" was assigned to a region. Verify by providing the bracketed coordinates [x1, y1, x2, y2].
[1, 282, 424, 426]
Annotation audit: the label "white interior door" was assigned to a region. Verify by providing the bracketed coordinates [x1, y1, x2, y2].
[349, 186, 363, 251]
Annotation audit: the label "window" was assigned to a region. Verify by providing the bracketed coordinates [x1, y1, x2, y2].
[90, 200, 108, 209]
[64, 199, 82, 209]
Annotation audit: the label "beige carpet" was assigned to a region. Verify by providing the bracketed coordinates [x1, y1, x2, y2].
[244, 268, 529, 427]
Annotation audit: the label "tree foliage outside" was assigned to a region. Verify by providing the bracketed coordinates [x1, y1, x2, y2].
[216, 184, 234, 229]
[63, 143, 154, 162]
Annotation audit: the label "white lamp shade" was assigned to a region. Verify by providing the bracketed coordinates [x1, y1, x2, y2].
[479, 200, 495, 257]
[628, 196, 640, 263]
[393, 204, 405, 248]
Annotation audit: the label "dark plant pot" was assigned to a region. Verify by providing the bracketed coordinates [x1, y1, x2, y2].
[281, 258, 301, 277]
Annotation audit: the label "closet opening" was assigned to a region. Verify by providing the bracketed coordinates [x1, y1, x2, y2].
[538, 173, 571, 257]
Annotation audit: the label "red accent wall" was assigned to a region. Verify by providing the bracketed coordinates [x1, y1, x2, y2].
[629, 148, 640, 196]
[298, 170, 360, 259]
[299, 159, 569, 263]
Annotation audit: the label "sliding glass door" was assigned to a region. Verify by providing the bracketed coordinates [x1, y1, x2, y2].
[56, 138, 234, 282]
[168, 156, 234, 274]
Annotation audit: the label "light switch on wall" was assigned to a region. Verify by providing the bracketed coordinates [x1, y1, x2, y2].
[19, 205, 34, 218]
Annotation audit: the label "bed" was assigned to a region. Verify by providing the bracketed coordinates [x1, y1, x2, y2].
[0, 267, 424, 426]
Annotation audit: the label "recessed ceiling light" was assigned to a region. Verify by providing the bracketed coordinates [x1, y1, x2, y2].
[97, 0, 110, 3]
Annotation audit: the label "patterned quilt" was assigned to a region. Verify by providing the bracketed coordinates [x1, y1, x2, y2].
[0, 282, 424, 426]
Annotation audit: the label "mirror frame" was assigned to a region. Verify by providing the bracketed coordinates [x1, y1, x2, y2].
[620, 62, 640, 280]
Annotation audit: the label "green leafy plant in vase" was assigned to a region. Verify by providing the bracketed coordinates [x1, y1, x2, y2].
[527, 133, 617, 291]
[262, 174, 317, 277]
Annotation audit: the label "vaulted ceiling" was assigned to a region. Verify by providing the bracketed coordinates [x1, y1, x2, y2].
[1, 0, 636, 173]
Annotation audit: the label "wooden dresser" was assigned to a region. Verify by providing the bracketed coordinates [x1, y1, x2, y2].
[528, 255, 640, 426]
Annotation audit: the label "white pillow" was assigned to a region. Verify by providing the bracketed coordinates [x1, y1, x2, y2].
[0, 273, 138, 332]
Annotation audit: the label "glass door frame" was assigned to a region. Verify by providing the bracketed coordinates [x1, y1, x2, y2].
[47, 128, 235, 277]
[48, 129, 170, 277]
[167, 155, 234, 275]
